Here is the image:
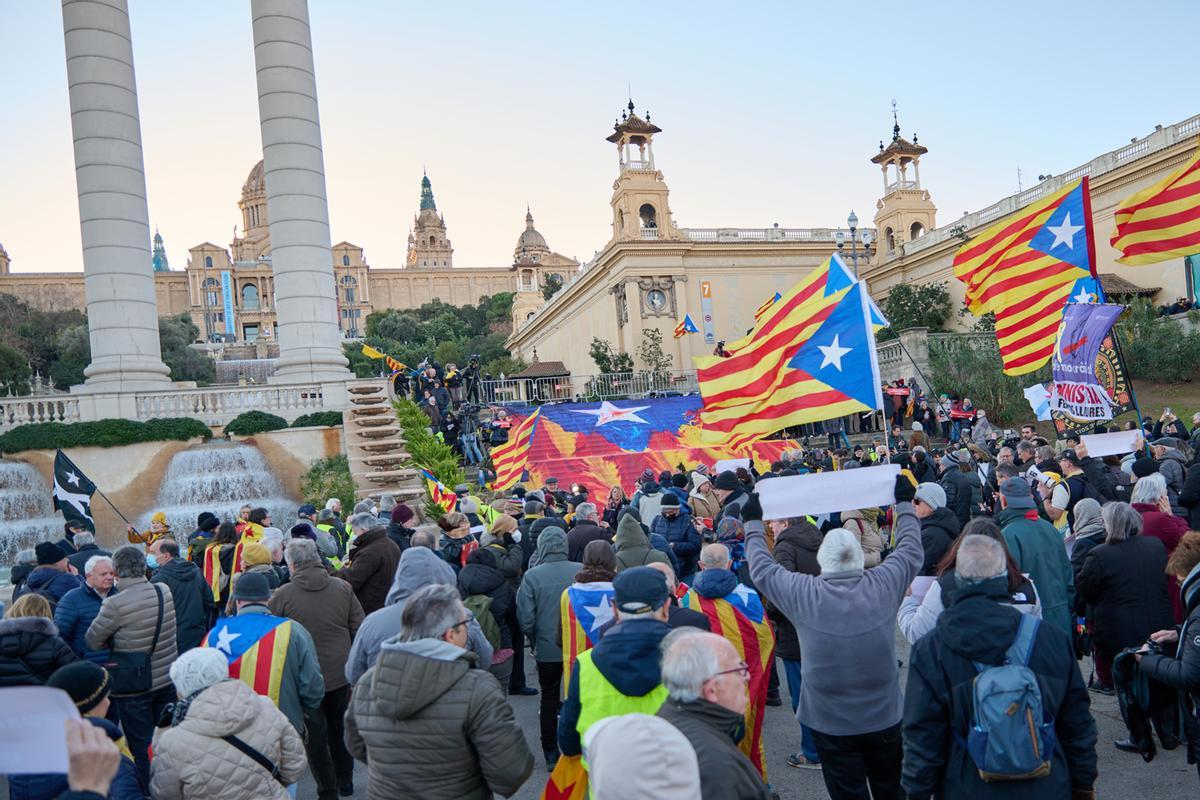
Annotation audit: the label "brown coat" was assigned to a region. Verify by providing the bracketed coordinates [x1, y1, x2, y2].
[268, 564, 364, 692]
[333, 528, 401, 616]
[86, 576, 178, 694]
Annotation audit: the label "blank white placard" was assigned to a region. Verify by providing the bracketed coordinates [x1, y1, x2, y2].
[756, 465, 902, 519]
[0, 686, 80, 775]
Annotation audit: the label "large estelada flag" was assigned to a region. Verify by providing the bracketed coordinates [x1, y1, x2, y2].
[560, 582, 616, 691]
[540, 754, 588, 800]
[953, 177, 1102, 376]
[680, 584, 776, 778]
[52, 449, 96, 532]
[695, 280, 885, 449]
[1111, 142, 1200, 265]
[205, 613, 293, 706]
[490, 407, 541, 490]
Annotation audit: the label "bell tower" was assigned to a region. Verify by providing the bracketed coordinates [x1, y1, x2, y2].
[872, 102, 937, 259]
[607, 100, 680, 244]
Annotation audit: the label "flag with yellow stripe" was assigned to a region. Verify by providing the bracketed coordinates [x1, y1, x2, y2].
[490, 407, 541, 490]
[1111, 141, 1200, 265]
[204, 614, 293, 707]
[540, 754, 588, 799]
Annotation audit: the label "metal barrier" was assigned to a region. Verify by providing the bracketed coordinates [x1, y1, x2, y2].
[479, 370, 699, 405]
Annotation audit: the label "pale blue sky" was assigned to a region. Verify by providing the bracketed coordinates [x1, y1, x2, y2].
[1, 1, 1196, 272]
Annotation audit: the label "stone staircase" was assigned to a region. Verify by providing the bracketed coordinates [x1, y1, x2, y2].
[342, 380, 424, 503]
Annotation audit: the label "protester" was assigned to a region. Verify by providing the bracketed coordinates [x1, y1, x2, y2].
[54, 555, 117, 665]
[1067, 497, 1106, 582]
[458, 547, 516, 685]
[13, 541, 83, 605]
[712, 470, 748, 523]
[654, 494, 702, 583]
[0, 593, 77, 686]
[268, 539, 364, 799]
[126, 511, 171, 547]
[614, 511, 671, 571]
[602, 485, 629, 527]
[386, 503, 416, 552]
[1132, 472, 1189, 620]
[839, 505, 884, 568]
[562, 502, 603, 560]
[689, 472, 720, 520]
[437, 510, 478, 574]
[902, 534, 1098, 799]
[584, 712, 702, 800]
[333, 511, 402, 615]
[85, 544, 178, 785]
[912, 482, 959, 576]
[64, 531, 109, 576]
[656, 630, 771, 800]
[1151, 437, 1189, 513]
[149, 539, 213, 651]
[150, 647, 306, 799]
[345, 584, 534, 800]
[937, 448, 976, 526]
[995, 476, 1075, 636]
[198, 521, 241, 610]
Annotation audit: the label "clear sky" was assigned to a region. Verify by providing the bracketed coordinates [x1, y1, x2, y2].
[2, 1, 1196, 273]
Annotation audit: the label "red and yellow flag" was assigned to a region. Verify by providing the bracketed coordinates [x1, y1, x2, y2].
[491, 408, 542, 490]
[420, 469, 457, 512]
[559, 582, 616, 691]
[205, 616, 292, 706]
[1111, 142, 1200, 265]
[540, 754, 588, 800]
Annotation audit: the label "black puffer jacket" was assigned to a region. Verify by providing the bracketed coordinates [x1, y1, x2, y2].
[457, 550, 514, 649]
[153, 556, 216, 651]
[918, 508, 961, 576]
[768, 521, 822, 661]
[0, 616, 77, 686]
[939, 468, 974, 526]
[1076, 534, 1174, 659]
[1180, 459, 1200, 531]
[1140, 562, 1200, 764]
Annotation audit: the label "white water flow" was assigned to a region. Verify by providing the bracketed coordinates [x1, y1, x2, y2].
[138, 444, 297, 536]
[0, 461, 63, 563]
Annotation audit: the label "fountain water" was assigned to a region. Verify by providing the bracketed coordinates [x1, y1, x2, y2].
[138, 443, 298, 536]
[0, 461, 64, 563]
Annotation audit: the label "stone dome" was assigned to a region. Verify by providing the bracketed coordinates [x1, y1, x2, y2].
[242, 160, 266, 199]
[514, 208, 549, 259]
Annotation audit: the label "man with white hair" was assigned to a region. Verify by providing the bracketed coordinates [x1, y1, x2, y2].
[902, 535, 1097, 799]
[333, 511, 401, 615]
[565, 502, 607, 562]
[65, 530, 110, 575]
[656, 630, 770, 799]
[744, 476, 922, 799]
[55, 555, 118, 665]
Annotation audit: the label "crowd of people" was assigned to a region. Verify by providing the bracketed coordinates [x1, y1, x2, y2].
[4, 403, 1200, 799]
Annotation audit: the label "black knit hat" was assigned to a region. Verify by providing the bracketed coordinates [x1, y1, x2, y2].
[47, 661, 110, 714]
[197, 511, 220, 532]
[36, 541, 67, 566]
[713, 470, 740, 491]
[1131, 458, 1160, 479]
[660, 493, 680, 507]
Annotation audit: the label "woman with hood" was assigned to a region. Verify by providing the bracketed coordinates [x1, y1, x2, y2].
[458, 548, 516, 685]
[1067, 497, 1106, 583]
[688, 472, 720, 521]
[840, 506, 885, 568]
[613, 514, 671, 572]
[438, 511, 478, 574]
[0, 594, 77, 687]
[601, 485, 628, 528]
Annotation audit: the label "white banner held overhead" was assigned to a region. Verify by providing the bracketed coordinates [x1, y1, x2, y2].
[756, 465, 901, 519]
[1080, 430, 1143, 458]
[713, 458, 751, 474]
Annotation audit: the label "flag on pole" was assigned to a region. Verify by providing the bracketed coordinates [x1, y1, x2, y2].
[754, 291, 782, 321]
[1111, 142, 1200, 265]
[953, 177, 1099, 376]
[52, 449, 96, 532]
[673, 313, 699, 338]
[490, 408, 541, 490]
[559, 582, 616, 691]
[360, 343, 385, 360]
[361, 342, 408, 374]
[419, 468, 457, 512]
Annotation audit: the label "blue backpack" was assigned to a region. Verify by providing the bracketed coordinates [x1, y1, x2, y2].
[962, 615, 1056, 782]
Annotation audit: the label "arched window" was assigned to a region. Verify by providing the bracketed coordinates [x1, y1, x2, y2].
[885, 227, 896, 253]
[204, 256, 213, 268]
[429, 236, 436, 247]
[910, 221, 926, 241]
[526, 311, 536, 321]
[639, 203, 658, 229]
[241, 283, 260, 310]
[340, 274, 357, 303]
[342, 254, 350, 266]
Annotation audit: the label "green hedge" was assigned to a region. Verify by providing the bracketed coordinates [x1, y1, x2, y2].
[291, 411, 343, 428]
[394, 398, 465, 519]
[301, 455, 355, 514]
[0, 417, 211, 454]
[224, 410, 288, 437]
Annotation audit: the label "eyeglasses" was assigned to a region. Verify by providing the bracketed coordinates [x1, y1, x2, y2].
[449, 617, 471, 632]
[708, 660, 750, 681]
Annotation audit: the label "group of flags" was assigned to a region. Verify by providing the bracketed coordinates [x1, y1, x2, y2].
[360, 343, 408, 375]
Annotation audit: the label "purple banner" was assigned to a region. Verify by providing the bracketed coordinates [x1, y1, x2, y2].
[1052, 303, 1124, 384]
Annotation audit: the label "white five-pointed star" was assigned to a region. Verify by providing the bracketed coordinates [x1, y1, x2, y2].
[65, 471, 80, 487]
[1072, 287, 1094, 304]
[1046, 212, 1083, 250]
[817, 335, 852, 371]
[731, 584, 755, 605]
[214, 626, 241, 655]
[583, 593, 614, 635]
[569, 401, 650, 426]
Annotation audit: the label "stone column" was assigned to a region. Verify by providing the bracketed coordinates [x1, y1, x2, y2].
[62, 0, 171, 391]
[250, 0, 350, 383]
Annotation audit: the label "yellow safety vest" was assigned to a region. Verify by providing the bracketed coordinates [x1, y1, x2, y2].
[575, 648, 668, 769]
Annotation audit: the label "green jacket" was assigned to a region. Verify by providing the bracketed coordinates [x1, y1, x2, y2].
[225, 605, 325, 733]
[613, 514, 670, 572]
[997, 507, 1075, 636]
[516, 528, 581, 662]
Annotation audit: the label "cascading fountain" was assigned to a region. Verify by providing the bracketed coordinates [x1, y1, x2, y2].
[136, 443, 298, 536]
[0, 461, 64, 564]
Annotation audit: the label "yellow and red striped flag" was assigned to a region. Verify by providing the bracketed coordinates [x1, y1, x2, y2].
[754, 291, 782, 322]
[559, 582, 616, 691]
[490, 407, 541, 490]
[1111, 142, 1200, 265]
[681, 586, 775, 778]
[540, 754, 588, 799]
[420, 468, 457, 512]
[953, 177, 1098, 376]
[204, 615, 293, 707]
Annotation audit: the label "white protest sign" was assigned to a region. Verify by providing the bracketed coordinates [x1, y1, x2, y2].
[756, 465, 901, 519]
[910, 576, 937, 604]
[1080, 430, 1142, 458]
[0, 686, 80, 775]
[713, 458, 750, 474]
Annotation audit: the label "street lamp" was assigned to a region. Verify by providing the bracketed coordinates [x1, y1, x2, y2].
[835, 211, 872, 278]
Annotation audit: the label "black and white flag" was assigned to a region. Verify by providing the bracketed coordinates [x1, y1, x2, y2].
[53, 449, 96, 532]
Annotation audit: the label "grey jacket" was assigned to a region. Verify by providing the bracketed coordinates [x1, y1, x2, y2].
[516, 528, 582, 662]
[746, 503, 923, 736]
[1159, 448, 1188, 513]
[345, 547, 492, 685]
[346, 639, 534, 800]
[86, 575, 178, 694]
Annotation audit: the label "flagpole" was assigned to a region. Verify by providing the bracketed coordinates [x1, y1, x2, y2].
[1109, 328, 1152, 455]
[94, 487, 135, 528]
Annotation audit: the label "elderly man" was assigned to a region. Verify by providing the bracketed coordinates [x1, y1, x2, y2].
[150, 538, 214, 651]
[912, 483, 959, 576]
[566, 502, 607, 562]
[270, 539, 364, 800]
[656, 631, 771, 800]
[346, 584, 534, 800]
[334, 511, 401, 615]
[996, 477, 1075, 635]
[1150, 436, 1189, 514]
[65, 530, 109, 576]
[745, 476, 922, 800]
[902, 535, 1098, 800]
[86, 545, 178, 785]
[14, 542, 83, 604]
[55, 555, 117, 665]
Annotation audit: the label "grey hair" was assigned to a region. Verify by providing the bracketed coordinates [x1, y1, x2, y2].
[1102, 501, 1143, 544]
[72, 531, 96, 548]
[14, 548, 36, 566]
[699, 543, 730, 571]
[284, 539, 321, 571]
[378, 494, 396, 513]
[575, 502, 598, 521]
[410, 527, 439, 550]
[1037, 445, 1056, 462]
[1131, 472, 1167, 505]
[1017, 441, 1036, 456]
[817, 528, 865, 573]
[955, 535, 1006, 580]
[111, 545, 147, 579]
[317, 508, 336, 523]
[325, 498, 340, 510]
[661, 630, 728, 702]
[84, 555, 113, 575]
[524, 500, 545, 515]
[399, 584, 467, 642]
[347, 512, 379, 535]
[353, 501, 372, 515]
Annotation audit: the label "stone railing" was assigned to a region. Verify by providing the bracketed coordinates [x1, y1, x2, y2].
[682, 226, 861, 243]
[0, 395, 82, 431]
[135, 384, 326, 425]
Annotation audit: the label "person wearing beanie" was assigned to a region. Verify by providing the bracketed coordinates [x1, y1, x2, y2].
[712, 471, 748, 525]
[386, 502, 417, 552]
[912, 482, 960, 576]
[688, 472, 720, 520]
[585, 712, 702, 799]
[996, 476, 1075, 636]
[14, 541, 83, 605]
[126, 510, 172, 547]
[652, 494, 702, 584]
[185, 511, 221, 565]
[56, 519, 88, 557]
[149, 538, 215, 652]
[152, 647, 306, 799]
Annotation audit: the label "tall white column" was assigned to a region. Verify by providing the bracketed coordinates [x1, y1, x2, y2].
[62, 0, 171, 391]
[251, 0, 350, 383]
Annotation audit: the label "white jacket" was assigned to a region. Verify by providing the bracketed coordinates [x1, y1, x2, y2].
[898, 574, 1042, 645]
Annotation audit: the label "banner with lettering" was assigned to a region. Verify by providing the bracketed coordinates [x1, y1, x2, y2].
[1049, 304, 1126, 431]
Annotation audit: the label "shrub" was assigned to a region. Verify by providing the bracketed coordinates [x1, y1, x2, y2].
[1115, 301, 1200, 384]
[301, 455, 355, 515]
[224, 410, 288, 437]
[0, 417, 211, 454]
[929, 337, 1045, 426]
[291, 411, 343, 428]
[394, 397, 465, 519]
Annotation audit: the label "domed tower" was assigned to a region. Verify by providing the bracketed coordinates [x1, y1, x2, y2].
[406, 173, 454, 269]
[606, 100, 680, 244]
[232, 160, 272, 263]
[871, 103, 937, 260]
[514, 206, 550, 263]
[151, 229, 170, 272]
[0, 242, 11, 275]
